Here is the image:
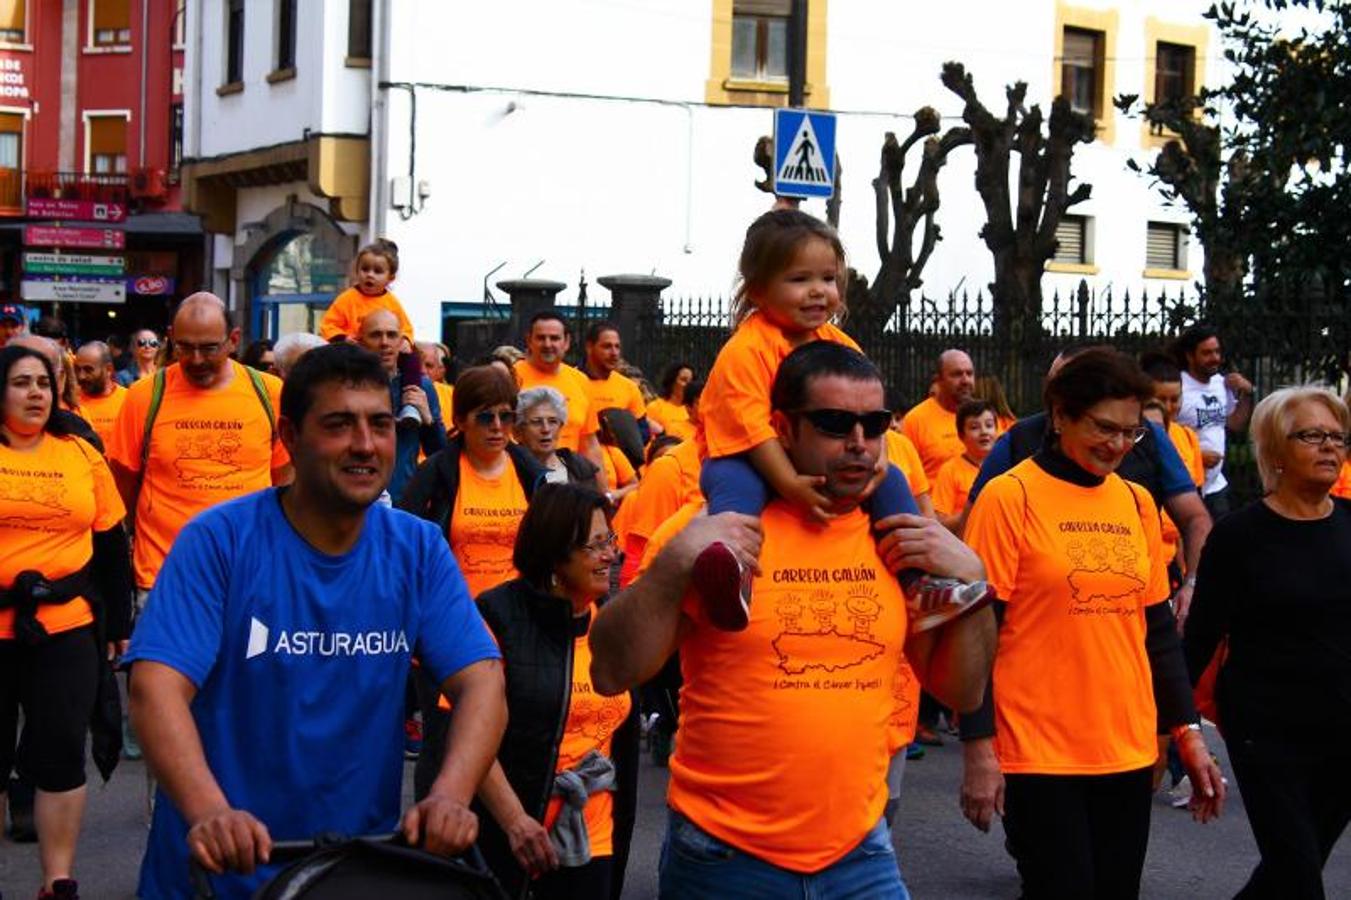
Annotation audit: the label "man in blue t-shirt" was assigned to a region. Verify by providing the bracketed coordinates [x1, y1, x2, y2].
[125, 344, 505, 899]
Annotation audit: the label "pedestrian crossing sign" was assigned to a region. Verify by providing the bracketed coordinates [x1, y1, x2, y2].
[773, 108, 837, 199]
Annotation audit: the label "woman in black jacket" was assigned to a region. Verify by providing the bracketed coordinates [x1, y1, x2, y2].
[474, 483, 638, 900]
[1185, 386, 1351, 899]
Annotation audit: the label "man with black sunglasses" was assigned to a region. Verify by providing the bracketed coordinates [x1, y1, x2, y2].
[591, 341, 996, 898]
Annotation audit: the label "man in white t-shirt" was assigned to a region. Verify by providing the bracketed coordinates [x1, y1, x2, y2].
[1174, 325, 1254, 519]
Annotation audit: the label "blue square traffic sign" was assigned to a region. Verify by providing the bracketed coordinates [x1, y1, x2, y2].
[773, 108, 837, 199]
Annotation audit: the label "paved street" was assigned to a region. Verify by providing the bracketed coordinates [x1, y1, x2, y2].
[3, 724, 1349, 898]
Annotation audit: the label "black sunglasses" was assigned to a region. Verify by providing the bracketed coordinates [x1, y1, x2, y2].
[793, 408, 892, 439]
[136, 338, 160, 348]
[473, 409, 515, 427]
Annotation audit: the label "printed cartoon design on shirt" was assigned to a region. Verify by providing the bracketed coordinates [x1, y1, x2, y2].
[174, 430, 245, 481]
[0, 468, 70, 524]
[770, 584, 886, 676]
[1062, 526, 1145, 614]
[889, 662, 916, 733]
[1191, 391, 1227, 430]
[565, 677, 629, 745]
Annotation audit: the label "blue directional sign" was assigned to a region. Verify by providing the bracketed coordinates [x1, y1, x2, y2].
[773, 107, 837, 199]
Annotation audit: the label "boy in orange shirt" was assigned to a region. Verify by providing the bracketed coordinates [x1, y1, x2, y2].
[318, 239, 415, 342]
[932, 399, 998, 530]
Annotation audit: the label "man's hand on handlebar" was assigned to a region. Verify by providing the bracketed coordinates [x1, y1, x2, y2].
[402, 794, 479, 857]
[187, 806, 273, 875]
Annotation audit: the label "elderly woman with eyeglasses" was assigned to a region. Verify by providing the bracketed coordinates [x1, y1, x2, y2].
[1185, 386, 1351, 899]
[961, 348, 1224, 899]
[473, 483, 638, 900]
[515, 386, 603, 492]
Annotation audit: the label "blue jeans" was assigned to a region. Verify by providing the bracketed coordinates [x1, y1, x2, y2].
[659, 808, 909, 899]
[702, 455, 914, 519]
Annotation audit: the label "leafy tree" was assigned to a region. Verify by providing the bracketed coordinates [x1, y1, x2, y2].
[1118, 0, 1351, 310]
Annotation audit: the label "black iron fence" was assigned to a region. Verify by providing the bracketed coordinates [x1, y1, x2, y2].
[452, 277, 1351, 506]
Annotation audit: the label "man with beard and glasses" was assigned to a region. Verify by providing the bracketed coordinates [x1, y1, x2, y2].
[124, 343, 505, 898]
[107, 293, 291, 629]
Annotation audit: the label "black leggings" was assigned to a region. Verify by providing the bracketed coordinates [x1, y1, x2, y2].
[1228, 736, 1351, 900]
[1002, 767, 1153, 900]
[0, 627, 100, 793]
[530, 856, 613, 900]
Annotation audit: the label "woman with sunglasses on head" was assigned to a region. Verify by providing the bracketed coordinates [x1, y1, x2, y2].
[961, 347, 1225, 899]
[1184, 387, 1351, 900]
[473, 482, 638, 900]
[399, 365, 547, 797]
[114, 330, 160, 387]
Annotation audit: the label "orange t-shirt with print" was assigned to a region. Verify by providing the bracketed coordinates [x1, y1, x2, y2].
[107, 362, 287, 589]
[886, 429, 930, 500]
[584, 371, 645, 421]
[900, 396, 963, 482]
[601, 445, 637, 491]
[646, 501, 909, 873]
[931, 454, 980, 517]
[432, 382, 455, 427]
[964, 458, 1170, 775]
[449, 456, 528, 599]
[614, 438, 701, 545]
[79, 384, 127, 448]
[541, 611, 632, 857]
[645, 398, 694, 443]
[0, 434, 125, 638]
[514, 361, 599, 454]
[1333, 461, 1351, 500]
[699, 313, 859, 459]
[318, 287, 415, 341]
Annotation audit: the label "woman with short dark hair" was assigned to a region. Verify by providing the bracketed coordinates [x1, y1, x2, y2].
[473, 483, 638, 900]
[961, 347, 1224, 898]
[645, 362, 696, 442]
[399, 365, 545, 797]
[1185, 386, 1351, 899]
[0, 346, 133, 898]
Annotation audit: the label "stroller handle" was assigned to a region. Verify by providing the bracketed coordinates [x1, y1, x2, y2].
[189, 831, 492, 898]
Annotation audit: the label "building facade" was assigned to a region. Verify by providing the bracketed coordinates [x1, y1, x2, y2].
[1, 0, 204, 340]
[182, 0, 1216, 343]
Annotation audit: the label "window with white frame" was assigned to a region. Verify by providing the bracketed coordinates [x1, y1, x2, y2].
[0, 0, 25, 43]
[1053, 215, 1092, 265]
[87, 115, 127, 174]
[91, 0, 131, 47]
[1146, 222, 1188, 270]
[731, 0, 789, 82]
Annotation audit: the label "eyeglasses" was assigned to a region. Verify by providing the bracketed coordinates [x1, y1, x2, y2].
[472, 409, 515, 427]
[793, 408, 892, 440]
[1085, 415, 1149, 445]
[578, 532, 619, 556]
[523, 416, 561, 430]
[173, 340, 225, 358]
[136, 338, 160, 349]
[1287, 429, 1349, 448]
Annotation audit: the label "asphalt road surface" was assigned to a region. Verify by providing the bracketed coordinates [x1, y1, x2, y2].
[3, 724, 1349, 898]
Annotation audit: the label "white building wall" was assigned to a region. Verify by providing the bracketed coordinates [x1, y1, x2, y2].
[187, 1, 1223, 340]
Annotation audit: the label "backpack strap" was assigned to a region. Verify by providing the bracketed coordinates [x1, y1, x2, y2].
[130, 368, 169, 518]
[240, 364, 277, 445]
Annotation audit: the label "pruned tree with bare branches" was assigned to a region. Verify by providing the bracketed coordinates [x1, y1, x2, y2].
[939, 61, 1096, 335]
[754, 105, 971, 344]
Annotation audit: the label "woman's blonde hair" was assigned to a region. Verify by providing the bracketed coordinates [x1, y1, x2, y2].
[1250, 385, 1349, 492]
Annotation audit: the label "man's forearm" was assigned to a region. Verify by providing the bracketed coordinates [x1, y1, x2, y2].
[477, 761, 529, 828]
[433, 660, 507, 804]
[590, 550, 688, 696]
[907, 606, 996, 713]
[1168, 491, 1212, 578]
[583, 435, 608, 491]
[130, 663, 230, 824]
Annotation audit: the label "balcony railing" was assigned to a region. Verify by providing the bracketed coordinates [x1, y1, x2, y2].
[0, 170, 132, 216]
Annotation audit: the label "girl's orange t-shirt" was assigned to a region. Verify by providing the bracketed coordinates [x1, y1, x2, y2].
[318, 287, 415, 341]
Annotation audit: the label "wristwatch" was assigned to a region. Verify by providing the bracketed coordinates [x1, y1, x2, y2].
[1170, 722, 1202, 743]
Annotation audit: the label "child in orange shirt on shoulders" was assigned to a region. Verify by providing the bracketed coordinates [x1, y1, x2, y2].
[693, 209, 991, 632]
[319, 239, 416, 342]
